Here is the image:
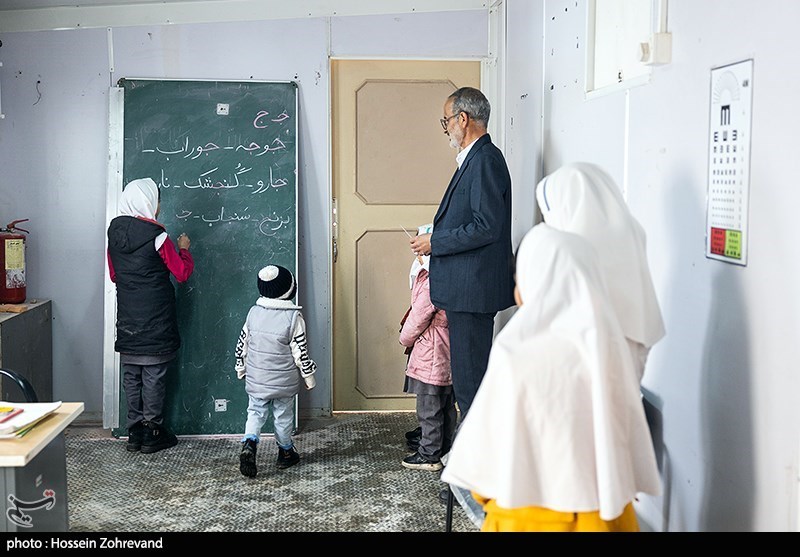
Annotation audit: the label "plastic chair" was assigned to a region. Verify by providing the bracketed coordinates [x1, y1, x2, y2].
[0, 368, 39, 402]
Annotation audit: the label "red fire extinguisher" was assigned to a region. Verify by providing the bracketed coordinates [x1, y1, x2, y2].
[0, 219, 29, 304]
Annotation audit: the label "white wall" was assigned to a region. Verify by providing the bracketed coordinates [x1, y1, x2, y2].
[0, 27, 110, 413]
[535, 0, 800, 532]
[0, 9, 488, 421]
[505, 0, 543, 247]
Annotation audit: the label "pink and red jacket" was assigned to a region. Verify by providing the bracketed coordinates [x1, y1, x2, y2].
[399, 269, 452, 387]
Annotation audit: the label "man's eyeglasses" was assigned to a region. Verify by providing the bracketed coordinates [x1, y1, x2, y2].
[440, 111, 463, 130]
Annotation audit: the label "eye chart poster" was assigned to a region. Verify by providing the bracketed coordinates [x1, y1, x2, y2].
[706, 59, 753, 265]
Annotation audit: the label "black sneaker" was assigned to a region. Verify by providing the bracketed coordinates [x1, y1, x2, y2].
[126, 422, 145, 452]
[140, 421, 179, 454]
[401, 451, 443, 471]
[407, 437, 420, 451]
[239, 439, 258, 478]
[276, 446, 300, 469]
[405, 426, 422, 441]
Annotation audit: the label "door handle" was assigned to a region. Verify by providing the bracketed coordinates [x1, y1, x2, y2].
[332, 197, 338, 263]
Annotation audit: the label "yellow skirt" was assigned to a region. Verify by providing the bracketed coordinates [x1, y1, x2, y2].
[473, 493, 639, 532]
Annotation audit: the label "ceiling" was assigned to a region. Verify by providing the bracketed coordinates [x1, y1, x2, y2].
[0, 0, 487, 32]
[0, 0, 198, 9]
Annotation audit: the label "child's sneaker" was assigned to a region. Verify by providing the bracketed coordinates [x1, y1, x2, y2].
[405, 426, 422, 451]
[401, 451, 443, 471]
[276, 446, 300, 469]
[240, 439, 258, 478]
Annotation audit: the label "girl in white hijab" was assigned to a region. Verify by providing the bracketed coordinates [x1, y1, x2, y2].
[107, 178, 194, 455]
[441, 224, 661, 531]
[536, 163, 665, 382]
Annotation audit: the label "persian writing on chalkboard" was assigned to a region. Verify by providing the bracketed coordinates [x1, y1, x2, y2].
[136, 114, 294, 237]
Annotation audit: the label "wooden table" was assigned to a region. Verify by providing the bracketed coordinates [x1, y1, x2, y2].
[0, 402, 83, 531]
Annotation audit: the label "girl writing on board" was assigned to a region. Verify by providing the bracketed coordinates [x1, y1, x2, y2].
[107, 177, 194, 454]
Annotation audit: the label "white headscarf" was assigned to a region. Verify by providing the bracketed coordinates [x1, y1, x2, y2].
[408, 223, 433, 289]
[119, 177, 168, 250]
[119, 178, 159, 220]
[536, 163, 665, 349]
[441, 224, 661, 520]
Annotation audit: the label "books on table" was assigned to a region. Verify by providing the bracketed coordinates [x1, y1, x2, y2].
[0, 401, 62, 437]
[0, 406, 24, 423]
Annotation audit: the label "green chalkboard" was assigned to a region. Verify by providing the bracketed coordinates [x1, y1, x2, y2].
[115, 79, 298, 436]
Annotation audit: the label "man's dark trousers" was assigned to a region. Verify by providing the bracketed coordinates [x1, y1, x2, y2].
[446, 310, 495, 419]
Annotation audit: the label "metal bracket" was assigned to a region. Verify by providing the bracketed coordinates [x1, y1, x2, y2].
[0, 61, 5, 119]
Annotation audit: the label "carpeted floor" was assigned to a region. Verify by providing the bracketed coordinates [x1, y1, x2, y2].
[64, 412, 477, 533]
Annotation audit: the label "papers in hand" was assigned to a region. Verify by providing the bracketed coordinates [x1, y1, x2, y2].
[0, 401, 62, 437]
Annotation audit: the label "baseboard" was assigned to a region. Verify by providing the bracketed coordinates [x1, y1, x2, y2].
[72, 411, 104, 426]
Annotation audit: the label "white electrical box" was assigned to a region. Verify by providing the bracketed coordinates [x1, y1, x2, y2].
[640, 33, 672, 66]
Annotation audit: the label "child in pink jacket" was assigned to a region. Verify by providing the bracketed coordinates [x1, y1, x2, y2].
[399, 225, 457, 471]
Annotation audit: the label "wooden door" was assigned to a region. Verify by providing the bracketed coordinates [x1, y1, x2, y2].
[331, 59, 480, 410]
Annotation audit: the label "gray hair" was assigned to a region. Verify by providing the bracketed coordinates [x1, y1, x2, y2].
[448, 87, 490, 128]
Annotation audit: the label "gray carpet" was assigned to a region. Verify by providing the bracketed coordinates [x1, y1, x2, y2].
[64, 412, 478, 533]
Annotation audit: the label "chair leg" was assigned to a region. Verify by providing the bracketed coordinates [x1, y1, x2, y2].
[445, 485, 454, 532]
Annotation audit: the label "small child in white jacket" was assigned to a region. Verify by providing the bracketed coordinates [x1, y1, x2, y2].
[235, 265, 316, 478]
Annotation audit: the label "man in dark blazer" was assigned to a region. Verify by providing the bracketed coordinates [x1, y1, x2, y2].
[410, 87, 515, 422]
